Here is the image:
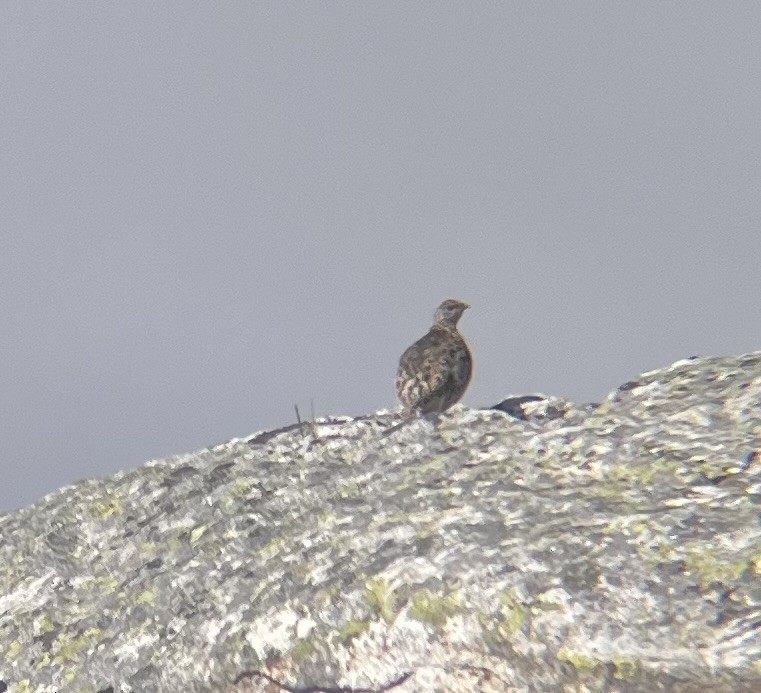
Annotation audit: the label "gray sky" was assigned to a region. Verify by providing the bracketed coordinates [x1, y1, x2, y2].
[2, 2, 761, 513]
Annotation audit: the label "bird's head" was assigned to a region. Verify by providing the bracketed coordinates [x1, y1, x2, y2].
[433, 299, 470, 327]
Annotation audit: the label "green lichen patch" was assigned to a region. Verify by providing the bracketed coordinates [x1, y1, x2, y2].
[230, 479, 253, 497]
[497, 591, 527, 637]
[653, 541, 675, 561]
[408, 589, 461, 630]
[290, 638, 316, 663]
[260, 536, 286, 560]
[6, 639, 22, 660]
[190, 524, 208, 545]
[557, 647, 599, 671]
[335, 481, 362, 499]
[557, 648, 639, 681]
[606, 459, 680, 487]
[365, 578, 400, 624]
[338, 619, 370, 643]
[135, 588, 156, 605]
[34, 615, 56, 636]
[89, 498, 123, 520]
[52, 627, 103, 665]
[683, 547, 748, 589]
[611, 657, 639, 680]
[95, 575, 120, 594]
[35, 652, 52, 670]
[478, 591, 529, 648]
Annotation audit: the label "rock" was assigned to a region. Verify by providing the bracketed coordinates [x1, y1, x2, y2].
[1, 353, 760, 692]
[491, 394, 547, 420]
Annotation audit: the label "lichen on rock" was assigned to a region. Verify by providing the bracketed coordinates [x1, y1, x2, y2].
[1, 353, 760, 692]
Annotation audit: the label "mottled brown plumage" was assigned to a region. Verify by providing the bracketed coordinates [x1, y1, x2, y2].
[384, 299, 472, 435]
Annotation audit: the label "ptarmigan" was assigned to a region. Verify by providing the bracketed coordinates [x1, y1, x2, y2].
[384, 299, 472, 435]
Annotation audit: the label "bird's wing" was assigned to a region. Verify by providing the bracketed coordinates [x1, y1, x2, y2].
[396, 329, 471, 413]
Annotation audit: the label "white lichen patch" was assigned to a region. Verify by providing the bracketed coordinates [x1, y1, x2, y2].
[245, 608, 300, 660]
[0, 570, 55, 614]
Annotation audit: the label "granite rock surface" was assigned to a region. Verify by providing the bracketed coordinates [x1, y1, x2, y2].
[1, 353, 760, 692]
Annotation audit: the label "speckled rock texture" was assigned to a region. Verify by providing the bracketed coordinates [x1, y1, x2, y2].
[1, 353, 761, 693]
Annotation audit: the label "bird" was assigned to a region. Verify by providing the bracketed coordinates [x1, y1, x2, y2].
[383, 299, 473, 436]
